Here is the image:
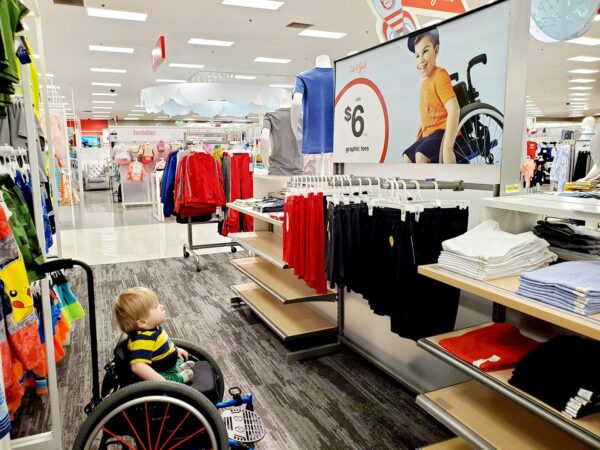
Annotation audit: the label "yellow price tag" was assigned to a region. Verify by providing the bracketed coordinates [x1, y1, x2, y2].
[504, 184, 520, 194]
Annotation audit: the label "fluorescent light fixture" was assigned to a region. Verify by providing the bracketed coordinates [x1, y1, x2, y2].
[123, 117, 140, 120]
[569, 86, 594, 90]
[299, 29, 347, 39]
[254, 57, 291, 64]
[269, 84, 294, 88]
[89, 45, 134, 54]
[568, 56, 600, 63]
[568, 37, 600, 46]
[347, 51, 359, 56]
[92, 100, 115, 104]
[87, 7, 147, 22]
[157, 116, 170, 119]
[222, 0, 284, 9]
[91, 82, 122, 87]
[569, 78, 596, 83]
[569, 92, 591, 96]
[156, 78, 186, 83]
[235, 75, 256, 80]
[568, 69, 599, 74]
[93, 106, 112, 109]
[169, 63, 206, 69]
[188, 38, 234, 47]
[128, 114, 144, 116]
[131, 109, 146, 112]
[91, 67, 127, 73]
[92, 92, 118, 96]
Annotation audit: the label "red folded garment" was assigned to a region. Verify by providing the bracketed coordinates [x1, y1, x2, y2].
[439, 323, 540, 372]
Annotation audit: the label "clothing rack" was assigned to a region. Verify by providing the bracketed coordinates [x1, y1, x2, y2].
[182, 215, 238, 273]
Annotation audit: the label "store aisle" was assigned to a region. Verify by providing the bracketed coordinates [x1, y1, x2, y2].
[11, 253, 451, 449]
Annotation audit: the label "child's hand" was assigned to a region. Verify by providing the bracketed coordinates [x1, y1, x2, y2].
[177, 347, 189, 361]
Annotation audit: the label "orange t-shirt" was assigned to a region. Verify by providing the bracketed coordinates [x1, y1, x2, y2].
[419, 67, 456, 138]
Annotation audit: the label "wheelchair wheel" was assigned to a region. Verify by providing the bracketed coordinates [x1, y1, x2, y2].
[440, 102, 504, 165]
[172, 338, 226, 403]
[72, 381, 229, 450]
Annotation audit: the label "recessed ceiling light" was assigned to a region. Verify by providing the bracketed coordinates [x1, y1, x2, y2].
[128, 113, 144, 117]
[569, 78, 596, 83]
[235, 75, 256, 80]
[169, 63, 206, 69]
[254, 57, 291, 64]
[92, 92, 118, 96]
[123, 117, 139, 120]
[347, 51, 359, 56]
[156, 79, 186, 83]
[158, 116, 170, 119]
[92, 100, 115, 104]
[87, 7, 147, 22]
[222, 0, 283, 9]
[188, 38, 234, 47]
[91, 67, 127, 73]
[89, 45, 134, 54]
[93, 106, 112, 109]
[131, 109, 146, 112]
[299, 29, 347, 39]
[568, 37, 600, 46]
[568, 56, 600, 63]
[569, 92, 591, 96]
[91, 82, 122, 87]
[269, 84, 294, 88]
[569, 69, 599, 74]
[569, 86, 594, 90]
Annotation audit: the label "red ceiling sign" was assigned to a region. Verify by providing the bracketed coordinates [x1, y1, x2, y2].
[152, 36, 166, 72]
[402, 0, 466, 14]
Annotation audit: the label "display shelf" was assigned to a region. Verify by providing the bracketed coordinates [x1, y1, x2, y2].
[482, 194, 600, 223]
[419, 324, 600, 448]
[417, 381, 589, 450]
[226, 202, 283, 227]
[228, 231, 286, 268]
[231, 283, 337, 340]
[419, 438, 470, 450]
[232, 257, 337, 304]
[417, 265, 600, 340]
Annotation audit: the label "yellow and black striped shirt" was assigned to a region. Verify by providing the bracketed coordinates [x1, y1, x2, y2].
[128, 326, 177, 373]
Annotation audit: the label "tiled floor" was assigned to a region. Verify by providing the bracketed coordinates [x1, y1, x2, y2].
[57, 190, 233, 265]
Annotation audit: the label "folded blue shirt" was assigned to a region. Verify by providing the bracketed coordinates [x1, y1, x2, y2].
[520, 261, 600, 295]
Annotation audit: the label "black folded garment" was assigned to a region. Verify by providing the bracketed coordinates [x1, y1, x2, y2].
[254, 197, 285, 213]
[508, 335, 600, 418]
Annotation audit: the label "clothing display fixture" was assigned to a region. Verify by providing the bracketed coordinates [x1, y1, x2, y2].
[0, 0, 28, 118]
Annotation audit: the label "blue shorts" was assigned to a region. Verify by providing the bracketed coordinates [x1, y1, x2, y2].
[403, 130, 444, 163]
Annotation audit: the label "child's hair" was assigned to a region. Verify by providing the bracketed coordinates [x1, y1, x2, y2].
[113, 287, 158, 333]
[414, 30, 440, 49]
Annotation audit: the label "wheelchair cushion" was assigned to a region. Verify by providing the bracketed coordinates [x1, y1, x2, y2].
[190, 360, 218, 403]
[453, 81, 469, 109]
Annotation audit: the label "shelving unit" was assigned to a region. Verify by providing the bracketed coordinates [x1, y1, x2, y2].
[229, 231, 287, 269]
[419, 438, 470, 450]
[226, 202, 283, 228]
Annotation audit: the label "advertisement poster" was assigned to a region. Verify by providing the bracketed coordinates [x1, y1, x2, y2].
[334, 1, 509, 165]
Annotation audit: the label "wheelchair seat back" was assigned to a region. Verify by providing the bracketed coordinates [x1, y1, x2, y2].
[453, 81, 469, 109]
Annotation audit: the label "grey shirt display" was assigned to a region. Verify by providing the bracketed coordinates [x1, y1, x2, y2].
[263, 108, 303, 176]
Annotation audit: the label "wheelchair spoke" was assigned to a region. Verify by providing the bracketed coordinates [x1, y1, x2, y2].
[102, 427, 138, 450]
[154, 403, 170, 450]
[145, 403, 152, 450]
[165, 427, 206, 450]
[122, 410, 147, 450]
[157, 411, 191, 450]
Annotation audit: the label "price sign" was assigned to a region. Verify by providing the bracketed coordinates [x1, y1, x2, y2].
[334, 78, 389, 163]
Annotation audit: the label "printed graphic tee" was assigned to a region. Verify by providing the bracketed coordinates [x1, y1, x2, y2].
[420, 67, 456, 138]
[263, 108, 303, 175]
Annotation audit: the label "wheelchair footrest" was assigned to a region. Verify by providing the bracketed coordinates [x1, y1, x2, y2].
[222, 408, 266, 443]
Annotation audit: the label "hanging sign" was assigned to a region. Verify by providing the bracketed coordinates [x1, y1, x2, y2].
[152, 36, 166, 72]
[110, 126, 185, 142]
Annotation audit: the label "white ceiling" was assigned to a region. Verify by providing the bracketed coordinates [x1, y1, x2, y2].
[22, 0, 600, 122]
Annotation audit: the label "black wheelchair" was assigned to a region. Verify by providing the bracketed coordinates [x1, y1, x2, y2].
[40, 259, 265, 450]
[442, 53, 504, 165]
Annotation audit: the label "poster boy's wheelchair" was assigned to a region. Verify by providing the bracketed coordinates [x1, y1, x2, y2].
[40, 259, 265, 450]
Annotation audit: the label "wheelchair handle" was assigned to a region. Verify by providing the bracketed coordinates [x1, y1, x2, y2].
[467, 53, 488, 102]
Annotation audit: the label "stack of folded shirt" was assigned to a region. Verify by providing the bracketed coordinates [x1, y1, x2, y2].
[534, 220, 600, 257]
[509, 335, 600, 419]
[253, 197, 285, 213]
[438, 220, 557, 280]
[233, 198, 262, 207]
[564, 180, 599, 192]
[438, 323, 540, 372]
[517, 261, 600, 315]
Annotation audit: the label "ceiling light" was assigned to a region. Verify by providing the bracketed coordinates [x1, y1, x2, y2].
[269, 84, 294, 88]
[89, 45, 134, 54]
[135, 105, 145, 108]
[87, 7, 147, 22]
[569, 78, 596, 83]
[568, 37, 600, 46]
[156, 79, 186, 83]
[93, 106, 112, 109]
[347, 51, 359, 56]
[235, 75, 256, 80]
[569, 69, 599, 74]
[91, 82, 122, 87]
[299, 29, 347, 39]
[91, 67, 127, 73]
[131, 109, 146, 112]
[169, 63, 206, 69]
[158, 116, 170, 119]
[569, 92, 591, 96]
[569, 86, 594, 90]
[123, 118, 140, 121]
[128, 114, 144, 116]
[222, 0, 284, 9]
[254, 57, 291, 64]
[568, 56, 600, 63]
[188, 38, 234, 47]
[92, 92, 118, 96]
[92, 100, 115, 104]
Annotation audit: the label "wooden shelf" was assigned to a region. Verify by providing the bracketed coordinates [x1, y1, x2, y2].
[228, 231, 286, 268]
[231, 283, 336, 341]
[482, 195, 600, 223]
[420, 438, 470, 450]
[226, 202, 283, 227]
[232, 257, 336, 304]
[417, 381, 589, 450]
[418, 265, 600, 341]
[419, 324, 600, 448]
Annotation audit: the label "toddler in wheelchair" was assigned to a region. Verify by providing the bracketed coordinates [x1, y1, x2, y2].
[113, 287, 195, 383]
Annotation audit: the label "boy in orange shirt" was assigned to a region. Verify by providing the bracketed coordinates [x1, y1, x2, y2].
[403, 29, 460, 164]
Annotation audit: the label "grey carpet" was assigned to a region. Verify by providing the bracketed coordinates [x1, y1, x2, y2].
[10, 253, 451, 449]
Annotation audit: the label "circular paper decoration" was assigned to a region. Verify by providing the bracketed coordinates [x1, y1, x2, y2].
[530, 0, 599, 41]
